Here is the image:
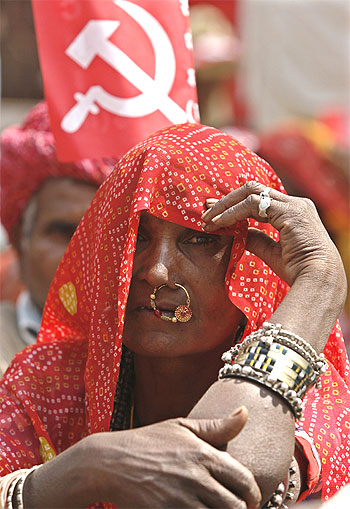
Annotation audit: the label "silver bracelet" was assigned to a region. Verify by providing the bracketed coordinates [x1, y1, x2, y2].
[219, 362, 304, 418]
[222, 322, 327, 389]
[263, 462, 297, 508]
[225, 322, 323, 364]
[263, 323, 327, 382]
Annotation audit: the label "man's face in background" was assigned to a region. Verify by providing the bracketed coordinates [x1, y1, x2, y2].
[17, 177, 97, 311]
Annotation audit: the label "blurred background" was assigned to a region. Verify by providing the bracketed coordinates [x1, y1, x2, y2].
[1, 0, 349, 348]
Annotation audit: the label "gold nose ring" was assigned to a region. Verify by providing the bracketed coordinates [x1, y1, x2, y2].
[150, 283, 192, 323]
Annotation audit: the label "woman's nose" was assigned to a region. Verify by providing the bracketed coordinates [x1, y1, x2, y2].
[137, 245, 178, 289]
[145, 261, 171, 288]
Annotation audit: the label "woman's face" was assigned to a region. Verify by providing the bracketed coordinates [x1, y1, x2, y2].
[123, 212, 243, 358]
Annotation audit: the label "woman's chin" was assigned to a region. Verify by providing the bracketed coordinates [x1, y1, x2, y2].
[123, 330, 191, 358]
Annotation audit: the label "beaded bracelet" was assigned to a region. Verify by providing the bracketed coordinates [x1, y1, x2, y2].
[263, 462, 297, 509]
[219, 361, 304, 418]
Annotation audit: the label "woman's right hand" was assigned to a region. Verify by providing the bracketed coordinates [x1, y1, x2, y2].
[23, 408, 261, 509]
[201, 181, 347, 352]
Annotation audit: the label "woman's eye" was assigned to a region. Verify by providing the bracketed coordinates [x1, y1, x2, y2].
[137, 232, 147, 242]
[184, 235, 215, 245]
[45, 221, 77, 240]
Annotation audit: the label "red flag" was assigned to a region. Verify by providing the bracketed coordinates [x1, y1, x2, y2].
[31, 0, 199, 161]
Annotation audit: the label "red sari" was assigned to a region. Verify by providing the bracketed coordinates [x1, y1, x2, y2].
[1, 123, 349, 503]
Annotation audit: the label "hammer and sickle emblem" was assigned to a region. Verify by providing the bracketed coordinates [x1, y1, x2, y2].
[61, 0, 196, 133]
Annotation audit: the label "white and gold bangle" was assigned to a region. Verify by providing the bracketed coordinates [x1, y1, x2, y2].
[4, 465, 41, 509]
[15, 465, 41, 509]
[0, 470, 27, 509]
[219, 323, 327, 418]
[6, 477, 20, 509]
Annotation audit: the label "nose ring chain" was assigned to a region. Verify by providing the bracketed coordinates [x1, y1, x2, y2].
[150, 283, 192, 323]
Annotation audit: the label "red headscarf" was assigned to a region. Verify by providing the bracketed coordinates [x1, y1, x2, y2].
[0, 124, 349, 501]
[0, 101, 117, 240]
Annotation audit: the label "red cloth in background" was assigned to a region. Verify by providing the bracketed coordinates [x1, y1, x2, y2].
[0, 101, 117, 241]
[258, 128, 349, 219]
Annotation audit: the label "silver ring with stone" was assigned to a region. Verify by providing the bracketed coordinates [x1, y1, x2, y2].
[258, 187, 272, 218]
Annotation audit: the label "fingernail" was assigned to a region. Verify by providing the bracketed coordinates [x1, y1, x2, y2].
[230, 406, 245, 417]
[206, 202, 218, 210]
[211, 214, 222, 223]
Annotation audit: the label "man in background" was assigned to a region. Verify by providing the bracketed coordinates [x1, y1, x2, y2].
[0, 101, 116, 375]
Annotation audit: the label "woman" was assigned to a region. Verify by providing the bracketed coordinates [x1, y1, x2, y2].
[0, 123, 348, 508]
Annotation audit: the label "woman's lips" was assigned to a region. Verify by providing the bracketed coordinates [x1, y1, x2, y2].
[137, 306, 175, 318]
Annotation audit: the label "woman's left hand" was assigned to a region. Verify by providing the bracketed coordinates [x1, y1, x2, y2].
[201, 181, 345, 289]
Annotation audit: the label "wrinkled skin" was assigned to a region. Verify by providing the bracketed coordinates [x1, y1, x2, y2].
[24, 411, 261, 509]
